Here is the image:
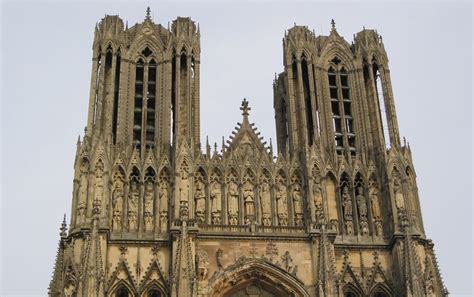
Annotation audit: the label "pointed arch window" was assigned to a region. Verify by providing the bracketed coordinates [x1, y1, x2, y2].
[328, 59, 356, 155]
[133, 48, 158, 149]
[133, 59, 144, 147]
[148, 288, 161, 297]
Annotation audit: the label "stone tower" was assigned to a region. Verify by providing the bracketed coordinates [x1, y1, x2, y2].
[49, 11, 446, 297]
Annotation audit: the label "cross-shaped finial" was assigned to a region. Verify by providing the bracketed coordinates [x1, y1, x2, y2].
[240, 98, 251, 116]
[331, 19, 336, 31]
[60, 214, 68, 237]
[146, 7, 151, 19]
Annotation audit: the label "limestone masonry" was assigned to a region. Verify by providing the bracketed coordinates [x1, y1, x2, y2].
[49, 8, 447, 297]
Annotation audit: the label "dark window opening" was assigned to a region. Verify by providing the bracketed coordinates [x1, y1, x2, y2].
[112, 50, 121, 144]
[116, 287, 129, 297]
[142, 47, 152, 57]
[146, 60, 157, 148]
[148, 289, 161, 297]
[171, 54, 177, 143]
[302, 59, 313, 145]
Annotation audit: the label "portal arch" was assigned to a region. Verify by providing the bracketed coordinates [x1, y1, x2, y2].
[209, 258, 309, 297]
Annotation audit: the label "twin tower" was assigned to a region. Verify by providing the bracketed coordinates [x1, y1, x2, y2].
[49, 10, 447, 297]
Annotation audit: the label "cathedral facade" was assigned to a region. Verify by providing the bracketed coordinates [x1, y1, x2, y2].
[49, 9, 447, 297]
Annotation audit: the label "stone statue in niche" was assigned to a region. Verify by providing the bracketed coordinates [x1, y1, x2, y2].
[196, 250, 209, 281]
[276, 181, 288, 226]
[342, 185, 353, 221]
[227, 181, 239, 225]
[292, 181, 303, 226]
[210, 182, 222, 224]
[393, 177, 405, 210]
[93, 166, 104, 213]
[143, 179, 154, 231]
[260, 181, 272, 226]
[243, 181, 254, 224]
[178, 166, 190, 204]
[159, 180, 169, 232]
[370, 186, 381, 220]
[194, 180, 206, 223]
[112, 176, 124, 230]
[76, 168, 88, 224]
[356, 186, 367, 220]
[313, 182, 323, 217]
[374, 220, 383, 236]
[128, 179, 139, 231]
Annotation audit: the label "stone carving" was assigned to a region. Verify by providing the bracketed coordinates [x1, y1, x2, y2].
[370, 186, 381, 220]
[374, 220, 383, 236]
[276, 181, 288, 226]
[342, 185, 353, 221]
[128, 179, 139, 231]
[210, 181, 222, 224]
[393, 176, 405, 210]
[265, 242, 278, 263]
[196, 250, 209, 281]
[93, 165, 104, 214]
[194, 180, 206, 223]
[159, 180, 169, 232]
[216, 248, 224, 271]
[281, 251, 293, 272]
[360, 220, 369, 235]
[112, 175, 124, 230]
[144, 179, 154, 231]
[313, 181, 324, 221]
[77, 165, 88, 224]
[260, 181, 272, 226]
[356, 186, 367, 219]
[292, 181, 303, 226]
[243, 181, 254, 224]
[178, 163, 190, 204]
[345, 220, 354, 235]
[227, 181, 239, 225]
[179, 200, 189, 220]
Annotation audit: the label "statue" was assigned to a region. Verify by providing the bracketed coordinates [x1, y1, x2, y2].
[227, 181, 239, 225]
[356, 186, 367, 219]
[194, 181, 206, 223]
[112, 177, 124, 229]
[292, 181, 303, 215]
[276, 181, 288, 226]
[144, 179, 154, 231]
[128, 179, 139, 231]
[370, 187, 381, 220]
[260, 182, 272, 226]
[243, 181, 254, 223]
[210, 182, 222, 224]
[159, 180, 169, 232]
[313, 182, 324, 222]
[196, 250, 209, 281]
[393, 177, 405, 210]
[178, 166, 190, 203]
[93, 167, 104, 213]
[78, 169, 88, 206]
[342, 185, 352, 220]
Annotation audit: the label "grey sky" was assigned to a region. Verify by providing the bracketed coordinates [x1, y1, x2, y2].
[1, 1, 472, 296]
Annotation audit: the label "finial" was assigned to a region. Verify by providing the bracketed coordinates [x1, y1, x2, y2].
[126, 21, 128, 30]
[60, 214, 67, 237]
[403, 136, 406, 146]
[240, 98, 251, 117]
[77, 135, 81, 145]
[84, 126, 87, 134]
[214, 142, 218, 153]
[221, 136, 225, 153]
[146, 7, 151, 19]
[294, 22, 296, 27]
[331, 19, 336, 31]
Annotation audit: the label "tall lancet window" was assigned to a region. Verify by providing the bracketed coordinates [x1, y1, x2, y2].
[301, 56, 314, 145]
[146, 59, 157, 147]
[112, 48, 121, 144]
[328, 58, 356, 155]
[133, 59, 144, 147]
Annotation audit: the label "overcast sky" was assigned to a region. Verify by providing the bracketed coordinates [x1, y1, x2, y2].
[1, 1, 472, 296]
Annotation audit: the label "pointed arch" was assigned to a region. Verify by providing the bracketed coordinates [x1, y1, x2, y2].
[370, 283, 393, 297]
[109, 281, 135, 297]
[209, 258, 309, 297]
[342, 282, 365, 297]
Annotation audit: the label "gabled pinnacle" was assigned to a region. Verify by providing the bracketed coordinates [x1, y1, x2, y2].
[60, 214, 67, 237]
